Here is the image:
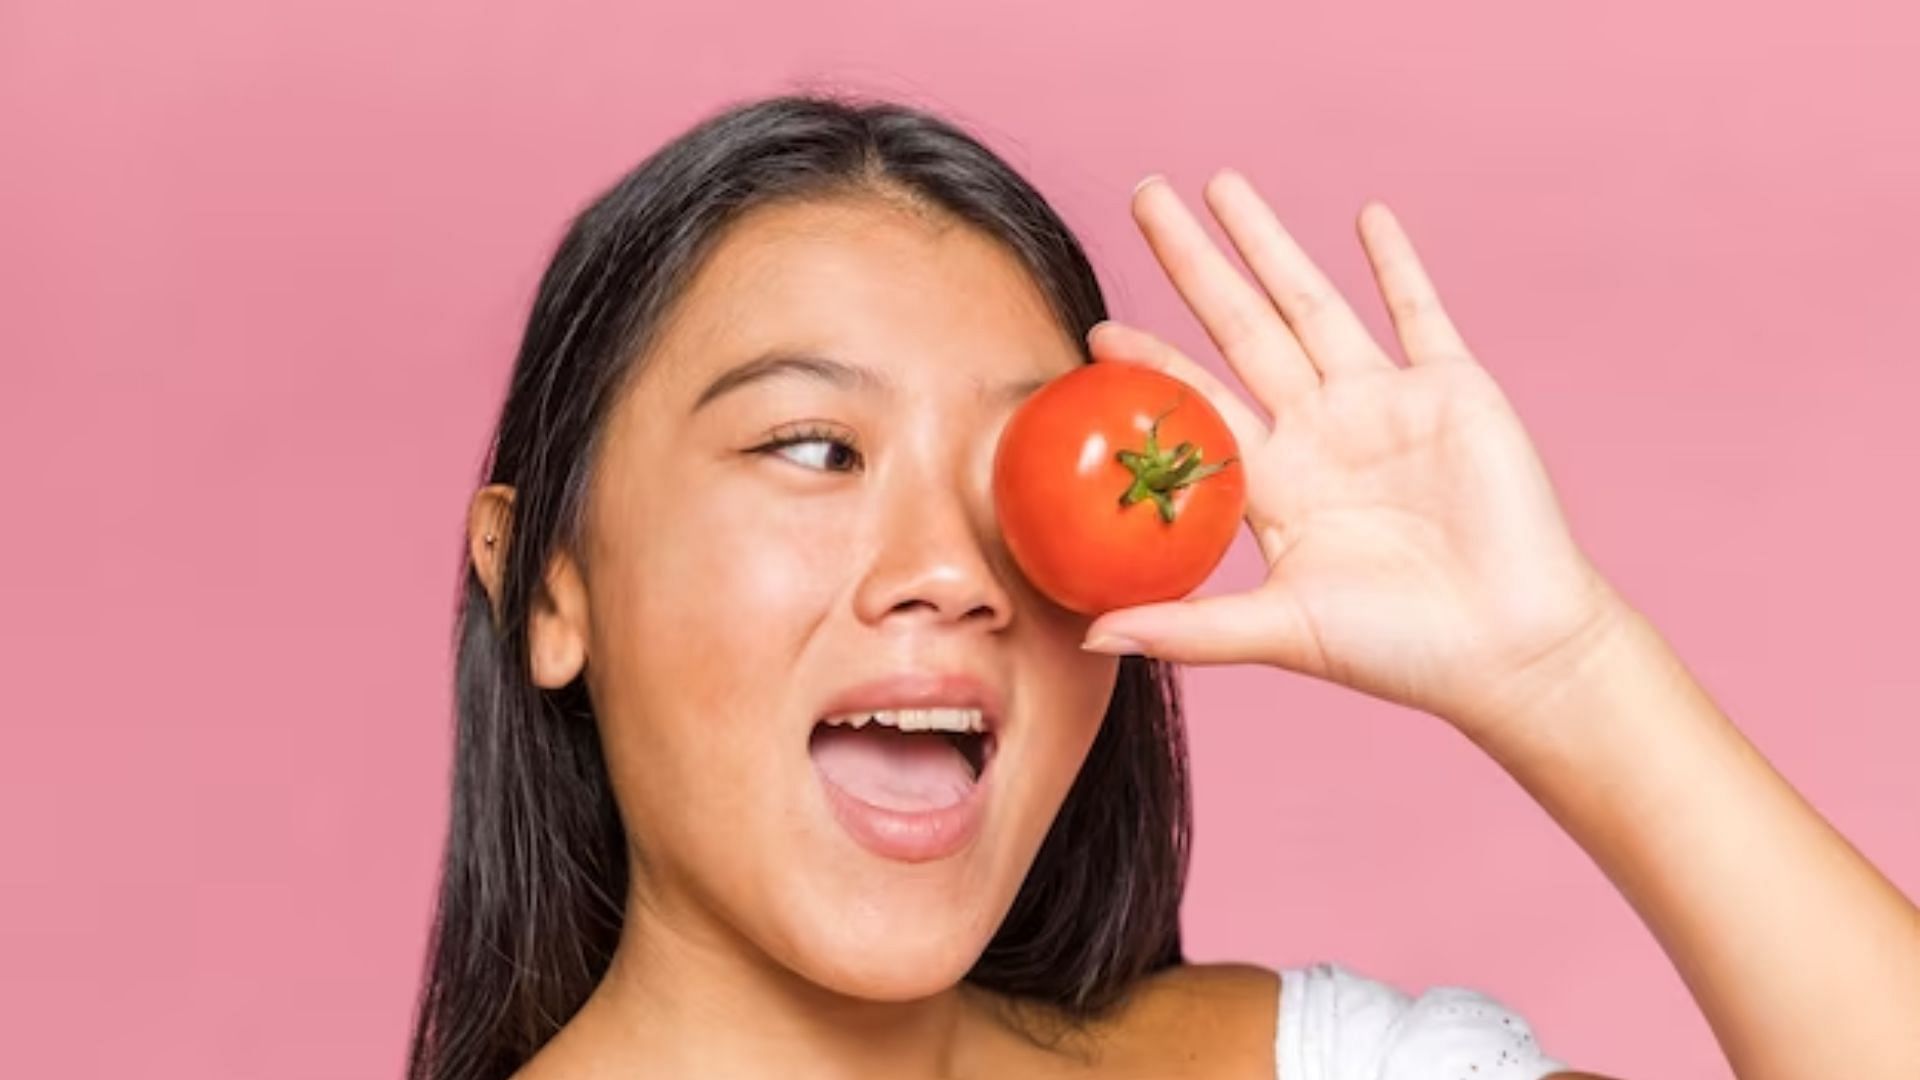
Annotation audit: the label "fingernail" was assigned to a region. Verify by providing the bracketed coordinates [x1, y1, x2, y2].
[1082, 633, 1145, 654]
[1131, 173, 1164, 197]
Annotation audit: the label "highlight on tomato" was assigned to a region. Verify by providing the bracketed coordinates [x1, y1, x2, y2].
[992, 359, 1246, 616]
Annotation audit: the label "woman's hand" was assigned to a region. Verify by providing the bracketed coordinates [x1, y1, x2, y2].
[1081, 174, 1920, 1080]
[1082, 172, 1632, 743]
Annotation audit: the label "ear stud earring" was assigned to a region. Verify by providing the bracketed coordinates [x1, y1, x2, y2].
[484, 534, 497, 546]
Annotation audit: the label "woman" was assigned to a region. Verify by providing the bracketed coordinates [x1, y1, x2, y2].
[408, 93, 1919, 1078]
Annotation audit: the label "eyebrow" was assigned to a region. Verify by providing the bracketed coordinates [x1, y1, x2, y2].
[691, 348, 1052, 412]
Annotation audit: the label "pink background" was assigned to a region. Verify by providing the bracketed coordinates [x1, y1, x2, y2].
[4, 1, 1916, 1076]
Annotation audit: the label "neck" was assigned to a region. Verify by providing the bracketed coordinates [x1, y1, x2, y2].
[558, 889, 993, 1080]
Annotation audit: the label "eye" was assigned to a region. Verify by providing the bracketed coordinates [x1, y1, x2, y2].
[753, 424, 864, 474]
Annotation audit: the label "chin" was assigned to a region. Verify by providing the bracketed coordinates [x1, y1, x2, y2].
[796, 945, 980, 1003]
[772, 892, 1005, 1003]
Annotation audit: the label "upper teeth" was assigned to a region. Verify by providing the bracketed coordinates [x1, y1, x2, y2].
[823, 707, 985, 734]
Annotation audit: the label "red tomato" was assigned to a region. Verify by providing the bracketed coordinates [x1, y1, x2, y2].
[993, 360, 1245, 615]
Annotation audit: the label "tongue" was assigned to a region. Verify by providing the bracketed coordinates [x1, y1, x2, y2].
[810, 725, 976, 812]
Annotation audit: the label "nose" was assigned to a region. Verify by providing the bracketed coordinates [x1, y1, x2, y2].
[852, 462, 1014, 633]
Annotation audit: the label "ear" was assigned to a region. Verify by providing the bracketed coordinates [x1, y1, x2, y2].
[466, 483, 590, 689]
[467, 484, 515, 615]
[529, 546, 590, 689]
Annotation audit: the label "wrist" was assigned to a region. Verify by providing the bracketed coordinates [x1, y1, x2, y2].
[1452, 583, 1672, 764]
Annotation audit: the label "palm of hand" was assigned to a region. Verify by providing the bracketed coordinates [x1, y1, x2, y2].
[1243, 360, 1608, 723]
[1084, 173, 1623, 731]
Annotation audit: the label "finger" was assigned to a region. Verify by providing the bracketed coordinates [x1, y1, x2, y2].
[1086, 320, 1270, 457]
[1201, 169, 1397, 379]
[1131, 176, 1321, 415]
[1082, 587, 1322, 673]
[1356, 201, 1475, 366]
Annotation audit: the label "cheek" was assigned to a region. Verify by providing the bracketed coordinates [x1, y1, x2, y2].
[1025, 598, 1116, 721]
[585, 482, 855, 779]
[1053, 653, 1121, 764]
[666, 485, 852, 650]
[1011, 626, 1122, 812]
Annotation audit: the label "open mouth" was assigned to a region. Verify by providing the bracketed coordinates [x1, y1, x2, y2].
[807, 709, 996, 814]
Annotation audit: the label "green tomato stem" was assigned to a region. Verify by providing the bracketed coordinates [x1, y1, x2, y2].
[1115, 403, 1237, 524]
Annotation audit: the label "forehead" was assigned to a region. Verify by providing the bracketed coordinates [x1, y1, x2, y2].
[643, 192, 1080, 394]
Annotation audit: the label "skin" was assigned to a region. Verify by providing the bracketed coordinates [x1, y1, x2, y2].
[1080, 173, 1919, 1078]
[471, 189, 1252, 1077]
[467, 172, 1920, 1079]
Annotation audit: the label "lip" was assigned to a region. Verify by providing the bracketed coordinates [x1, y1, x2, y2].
[815, 756, 994, 863]
[814, 671, 1005, 735]
[810, 671, 1005, 863]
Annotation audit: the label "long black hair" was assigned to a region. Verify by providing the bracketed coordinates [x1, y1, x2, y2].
[408, 92, 1192, 1080]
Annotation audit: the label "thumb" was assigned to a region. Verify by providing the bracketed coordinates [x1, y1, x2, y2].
[1082, 588, 1321, 672]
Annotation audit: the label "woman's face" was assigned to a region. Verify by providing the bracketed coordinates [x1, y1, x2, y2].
[562, 192, 1119, 999]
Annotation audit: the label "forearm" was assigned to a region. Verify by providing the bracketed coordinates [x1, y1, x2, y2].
[1473, 605, 1920, 1079]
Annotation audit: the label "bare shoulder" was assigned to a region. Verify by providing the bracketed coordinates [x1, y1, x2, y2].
[1092, 962, 1280, 1077]
[1127, 961, 1280, 1018]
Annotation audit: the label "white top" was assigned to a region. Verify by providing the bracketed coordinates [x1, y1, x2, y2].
[1276, 963, 1567, 1079]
